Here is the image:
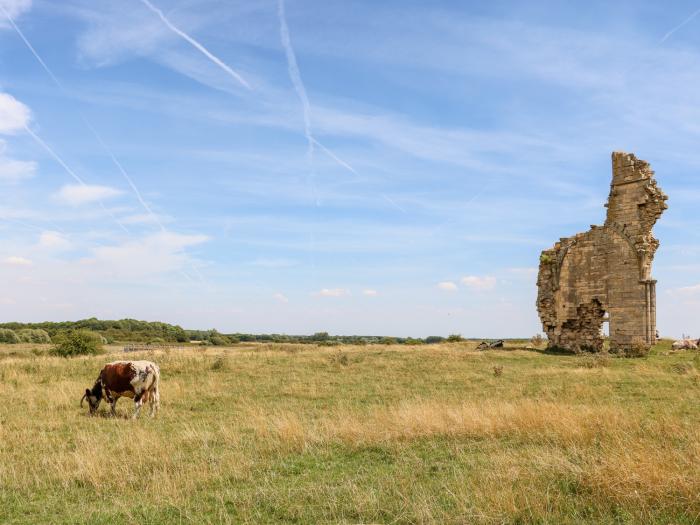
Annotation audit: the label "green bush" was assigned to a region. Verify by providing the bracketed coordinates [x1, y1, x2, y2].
[447, 334, 464, 343]
[17, 329, 51, 344]
[50, 330, 104, 357]
[0, 328, 20, 344]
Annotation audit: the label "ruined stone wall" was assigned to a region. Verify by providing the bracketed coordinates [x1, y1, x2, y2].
[536, 152, 668, 353]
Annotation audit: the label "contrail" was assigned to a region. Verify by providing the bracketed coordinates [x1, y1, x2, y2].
[278, 0, 313, 162]
[276, 0, 404, 218]
[311, 137, 357, 174]
[24, 125, 130, 234]
[0, 3, 64, 89]
[1, 4, 169, 234]
[87, 124, 167, 232]
[138, 0, 252, 90]
[660, 7, 700, 43]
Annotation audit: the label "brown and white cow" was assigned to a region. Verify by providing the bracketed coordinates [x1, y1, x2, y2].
[81, 360, 160, 419]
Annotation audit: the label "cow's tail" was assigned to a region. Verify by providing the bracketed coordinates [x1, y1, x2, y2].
[151, 364, 161, 415]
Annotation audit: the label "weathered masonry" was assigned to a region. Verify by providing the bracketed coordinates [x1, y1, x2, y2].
[537, 152, 668, 352]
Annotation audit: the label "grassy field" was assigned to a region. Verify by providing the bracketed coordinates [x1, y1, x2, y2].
[1, 340, 699, 524]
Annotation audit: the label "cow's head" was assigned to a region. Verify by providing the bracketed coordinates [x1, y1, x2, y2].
[81, 382, 103, 414]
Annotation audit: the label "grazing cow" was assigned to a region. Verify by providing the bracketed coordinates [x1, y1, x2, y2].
[81, 360, 160, 419]
[672, 339, 698, 350]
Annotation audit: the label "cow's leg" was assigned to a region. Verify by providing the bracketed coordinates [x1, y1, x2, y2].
[149, 386, 160, 417]
[110, 397, 118, 417]
[132, 393, 144, 419]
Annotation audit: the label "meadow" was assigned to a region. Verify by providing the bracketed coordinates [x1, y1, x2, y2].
[0, 340, 699, 524]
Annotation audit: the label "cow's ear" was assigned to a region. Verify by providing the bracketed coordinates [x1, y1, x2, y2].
[85, 388, 91, 397]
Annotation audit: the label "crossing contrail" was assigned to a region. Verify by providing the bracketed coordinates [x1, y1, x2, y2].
[1, 3, 169, 234]
[138, 0, 252, 90]
[24, 125, 130, 234]
[278, 0, 313, 162]
[661, 7, 700, 43]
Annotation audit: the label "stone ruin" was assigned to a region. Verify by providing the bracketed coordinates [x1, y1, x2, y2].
[537, 152, 668, 353]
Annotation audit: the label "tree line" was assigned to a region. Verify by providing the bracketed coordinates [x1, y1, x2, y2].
[0, 318, 473, 346]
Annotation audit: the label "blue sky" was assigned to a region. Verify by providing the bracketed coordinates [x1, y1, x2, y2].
[1, 0, 699, 337]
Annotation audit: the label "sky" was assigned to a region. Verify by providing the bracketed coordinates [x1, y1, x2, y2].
[1, 0, 699, 337]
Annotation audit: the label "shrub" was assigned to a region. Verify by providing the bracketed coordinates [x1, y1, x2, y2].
[530, 334, 545, 348]
[211, 356, 229, 371]
[425, 336, 444, 344]
[0, 328, 20, 344]
[17, 329, 51, 344]
[625, 338, 650, 358]
[447, 334, 464, 343]
[50, 330, 104, 357]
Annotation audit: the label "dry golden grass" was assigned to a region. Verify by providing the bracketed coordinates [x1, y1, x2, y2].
[0, 342, 699, 523]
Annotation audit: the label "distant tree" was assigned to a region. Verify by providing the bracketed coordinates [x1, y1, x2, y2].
[311, 332, 330, 341]
[425, 336, 445, 344]
[0, 328, 20, 344]
[51, 330, 104, 357]
[447, 334, 464, 343]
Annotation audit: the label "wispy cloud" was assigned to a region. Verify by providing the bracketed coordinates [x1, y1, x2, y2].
[3, 255, 32, 266]
[137, 0, 251, 90]
[0, 92, 31, 133]
[273, 292, 289, 303]
[668, 283, 700, 296]
[362, 289, 378, 296]
[37, 230, 71, 251]
[314, 288, 350, 297]
[0, 0, 31, 28]
[461, 275, 497, 291]
[0, 155, 35, 182]
[437, 281, 458, 291]
[83, 231, 209, 279]
[53, 184, 124, 206]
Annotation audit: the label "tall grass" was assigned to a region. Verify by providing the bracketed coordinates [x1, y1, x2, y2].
[0, 342, 698, 523]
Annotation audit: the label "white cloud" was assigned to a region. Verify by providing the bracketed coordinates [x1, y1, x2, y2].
[0, 0, 31, 41]
[0, 156, 36, 182]
[437, 281, 458, 291]
[0, 0, 32, 25]
[314, 288, 350, 297]
[273, 292, 289, 303]
[53, 184, 124, 206]
[461, 275, 497, 290]
[3, 255, 32, 266]
[83, 231, 209, 279]
[362, 289, 378, 296]
[669, 284, 700, 296]
[37, 231, 71, 251]
[0, 92, 31, 134]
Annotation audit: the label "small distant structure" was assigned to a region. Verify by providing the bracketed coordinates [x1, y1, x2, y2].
[537, 152, 668, 353]
[123, 343, 184, 353]
[477, 340, 504, 350]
